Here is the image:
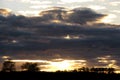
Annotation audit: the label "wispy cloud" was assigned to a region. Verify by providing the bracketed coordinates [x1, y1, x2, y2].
[7, 0, 32, 3]
[109, 1, 120, 6]
[112, 10, 120, 13]
[96, 55, 119, 68]
[88, 5, 106, 10]
[60, 0, 93, 3]
[97, 0, 105, 2]
[30, 1, 52, 4]
[12, 59, 49, 63]
[100, 14, 117, 23]
[30, 5, 52, 9]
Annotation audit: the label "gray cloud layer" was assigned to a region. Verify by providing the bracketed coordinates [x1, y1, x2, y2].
[0, 7, 120, 67]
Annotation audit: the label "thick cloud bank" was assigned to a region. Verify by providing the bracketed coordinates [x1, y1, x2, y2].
[39, 7, 106, 24]
[0, 7, 120, 68]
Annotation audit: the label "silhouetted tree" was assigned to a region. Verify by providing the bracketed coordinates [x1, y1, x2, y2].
[1, 59, 16, 72]
[71, 69, 78, 72]
[90, 67, 115, 74]
[107, 68, 115, 74]
[78, 67, 89, 72]
[21, 62, 39, 72]
[90, 68, 105, 73]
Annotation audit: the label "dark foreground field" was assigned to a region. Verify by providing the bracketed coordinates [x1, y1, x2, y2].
[0, 72, 120, 80]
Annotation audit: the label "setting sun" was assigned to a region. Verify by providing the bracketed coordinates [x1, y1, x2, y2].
[50, 61, 72, 71]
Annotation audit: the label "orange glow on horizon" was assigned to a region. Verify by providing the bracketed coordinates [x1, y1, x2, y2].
[4, 58, 120, 73]
[49, 60, 72, 71]
[11, 59, 87, 72]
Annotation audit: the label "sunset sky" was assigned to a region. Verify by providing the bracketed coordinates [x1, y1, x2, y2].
[1, 0, 120, 24]
[0, 0, 120, 72]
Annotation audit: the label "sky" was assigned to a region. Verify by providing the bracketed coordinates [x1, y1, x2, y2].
[0, 0, 120, 72]
[0, 0, 120, 24]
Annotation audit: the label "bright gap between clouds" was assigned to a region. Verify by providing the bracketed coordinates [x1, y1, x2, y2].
[12, 59, 87, 72]
[100, 14, 117, 23]
[3, 56, 120, 72]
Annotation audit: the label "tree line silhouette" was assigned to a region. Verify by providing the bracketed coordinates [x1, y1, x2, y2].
[1, 59, 40, 72]
[1, 58, 116, 74]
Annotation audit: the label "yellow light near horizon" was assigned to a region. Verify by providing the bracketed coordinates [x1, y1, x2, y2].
[64, 34, 71, 39]
[12, 59, 87, 72]
[50, 61, 72, 71]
